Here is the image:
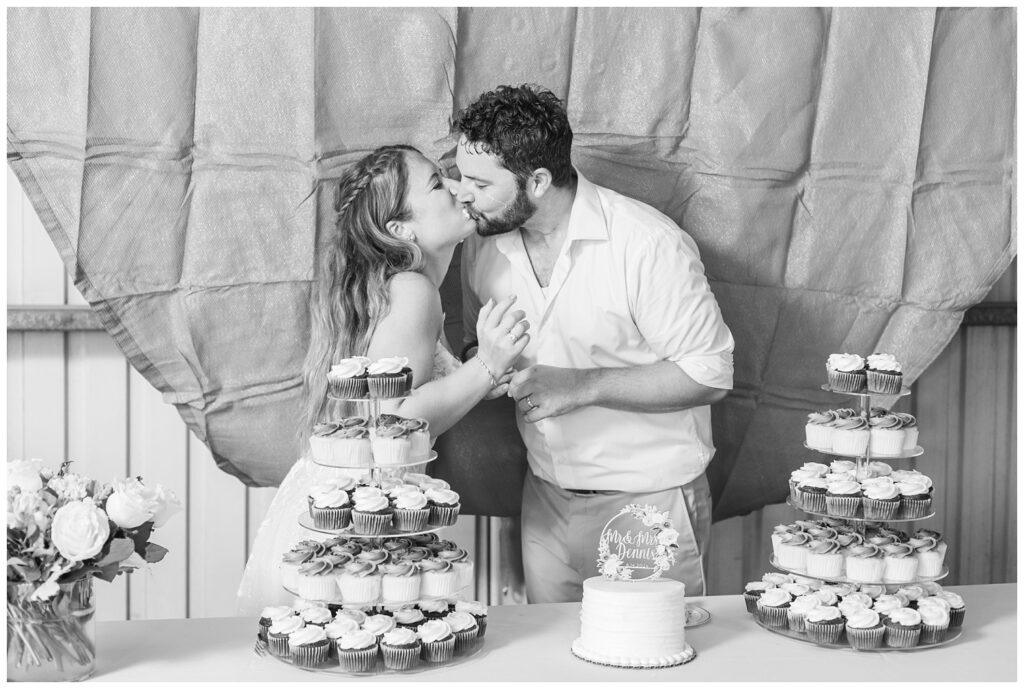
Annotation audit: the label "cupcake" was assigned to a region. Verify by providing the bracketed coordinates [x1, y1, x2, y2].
[443, 611, 480, 652]
[380, 627, 422, 670]
[367, 356, 413, 398]
[455, 600, 488, 638]
[895, 584, 926, 608]
[845, 608, 885, 649]
[872, 593, 908, 621]
[295, 556, 346, 601]
[417, 598, 452, 620]
[323, 616, 360, 661]
[775, 531, 812, 571]
[425, 488, 461, 527]
[755, 588, 792, 628]
[797, 478, 828, 514]
[393, 416, 431, 462]
[779, 582, 811, 599]
[310, 424, 372, 468]
[334, 607, 368, 626]
[894, 412, 919, 451]
[258, 606, 294, 643]
[419, 558, 459, 598]
[310, 486, 352, 530]
[883, 607, 922, 648]
[351, 493, 394, 536]
[337, 561, 382, 606]
[281, 540, 328, 590]
[267, 615, 305, 657]
[861, 480, 901, 520]
[917, 601, 950, 643]
[812, 589, 839, 607]
[301, 605, 334, 627]
[435, 545, 474, 591]
[881, 543, 919, 583]
[804, 539, 844, 579]
[355, 546, 391, 569]
[804, 411, 835, 452]
[380, 562, 422, 605]
[859, 584, 886, 600]
[909, 535, 946, 578]
[289, 624, 330, 668]
[844, 544, 885, 584]
[839, 591, 874, 613]
[897, 479, 933, 519]
[335, 629, 379, 672]
[362, 614, 397, 642]
[866, 352, 903, 394]
[804, 605, 845, 644]
[762, 571, 795, 587]
[825, 479, 862, 518]
[371, 423, 413, 466]
[327, 357, 371, 399]
[938, 591, 966, 627]
[743, 581, 774, 614]
[829, 458, 858, 474]
[826, 353, 867, 392]
[786, 594, 821, 633]
[392, 489, 431, 532]
[869, 414, 906, 457]
[393, 607, 428, 630]
[417, 619, 456, 662]
[770, 525, 796, 562]
[831, 416, 870, 456]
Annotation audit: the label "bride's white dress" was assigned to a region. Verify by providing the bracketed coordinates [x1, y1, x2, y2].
[235, 339, 461, 615]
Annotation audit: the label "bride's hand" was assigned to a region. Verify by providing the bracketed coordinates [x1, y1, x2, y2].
[484, 368, 515, 400]
[476, 295, 530, 381]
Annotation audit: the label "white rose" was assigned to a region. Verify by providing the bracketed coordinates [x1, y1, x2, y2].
[51, 499, 111, 562]
[151, 485, 182, 528]
[7, 459, 46, 492]
[657, 528, 680, 547]
[105, 477, 160, 529]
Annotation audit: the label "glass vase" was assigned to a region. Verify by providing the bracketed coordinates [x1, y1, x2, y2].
[7, 577, 96, 682]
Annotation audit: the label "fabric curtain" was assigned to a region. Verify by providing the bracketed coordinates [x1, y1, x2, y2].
[7, 7, 1015, 519]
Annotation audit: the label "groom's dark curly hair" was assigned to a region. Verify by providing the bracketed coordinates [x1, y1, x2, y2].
[452, 84, 575, 187]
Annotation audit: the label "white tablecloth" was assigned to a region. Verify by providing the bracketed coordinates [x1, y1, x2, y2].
[91, 583, 1016, 681]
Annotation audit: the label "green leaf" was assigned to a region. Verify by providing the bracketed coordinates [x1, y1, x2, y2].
[92, 563, 121, 582]
[94, 538, 135, 567]
[144, 543, 168, 564]
[128, 522, 155, 555]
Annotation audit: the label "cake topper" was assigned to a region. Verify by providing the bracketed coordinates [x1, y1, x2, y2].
[596, 504, 679, 581]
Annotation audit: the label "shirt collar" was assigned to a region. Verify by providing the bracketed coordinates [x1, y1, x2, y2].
[565, 170, 608, 242]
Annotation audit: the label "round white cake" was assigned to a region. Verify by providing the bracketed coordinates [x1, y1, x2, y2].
[571, 576, 693, 668]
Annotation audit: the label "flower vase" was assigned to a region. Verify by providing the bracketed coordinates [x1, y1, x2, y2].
[7, 578, 96, 682]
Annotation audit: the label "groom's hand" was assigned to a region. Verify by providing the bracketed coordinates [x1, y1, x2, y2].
[509, 365, 591, 422]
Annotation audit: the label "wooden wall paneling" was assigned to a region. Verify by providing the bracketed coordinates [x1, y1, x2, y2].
[7, 333, 26, 460]
[21, 333, 67, 462]
[990, 327, 1016, 583]
[1001, 326, 1017, 583]
[960, 328, 997, 585]
[187, 433, 248, 618]
[245, 487, 279, 563]
[67, 332, 130, 621]
[127, 367, 189, 619]
[8, 167, 26, 303]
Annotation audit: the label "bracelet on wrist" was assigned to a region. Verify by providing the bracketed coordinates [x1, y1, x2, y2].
[472, 355, 498, 388]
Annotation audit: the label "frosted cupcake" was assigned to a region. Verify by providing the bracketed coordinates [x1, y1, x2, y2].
[804, 605, 845, 644]
[393, 606, 427, 630]
[861, 480, 901, 520]
[398, 417, 431, 462]
[826, 353, 867, 392]
[804, 411, 835, 451]
[786, 594, 821, 633]
[362, 614, 397, 642]
[796, 478, 828, 514]
[417, 619, 456, 663]
[419, 558, 459, 598]
[455, 600, 488, 638]
[355, 546, 391, 569]
[866, 352, 903, 394]
[443, 611, 480, 652]
[335, 629, 379, 672]
[371, 423, 412, 466]
[881, 543, 919, 583]
[335, 607, 368, 626]
[337, 561, 382, 606]
[425, 488, 461, 527]
[310, 486, 352, 530]
[897, 479, 933, 519]
[380, 627, 421, 670]
[825, 479, 862, 518]
[805, 539, 843, 579]
[743, 581, 773, 613]
[917, 602, 950, 643]
[296, 556, 346, 601]
[775, 531, 812, 571]
[845, 608, 885, 649]
[831, 416, 870, 455]
[417, 598, 452, 620]
[289, 624, 330, 668]
[351, 493, 394, 536]
[910, 532, 948, 577]
[872, 593, 907, 622]
[938, 591, 966, 627]
[310, 424, 372, 468]
[367, 356, 413, 398]
[436, 544, 474, 591]
[894, 412, 919, 450]
[327, 357, 371, 399]
[762, 571, 795, 587]
[258, 606, 294, 642]
[883, 607, 922, 648]
[755, 588, 792, 628]
[380, 562, 422, 605]
[869, 414, 905, 457]
[301, 605, 334, 627]
[844, 544, 885, 583]
[779, 582, 811, 599]
[392, 489, 430, 532]
[323, 616, 360, 661]
[267, 615, 305, 657]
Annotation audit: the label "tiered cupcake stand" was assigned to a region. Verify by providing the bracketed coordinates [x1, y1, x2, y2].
[755, 384, 963, 650]
[262, 393, 483, 675]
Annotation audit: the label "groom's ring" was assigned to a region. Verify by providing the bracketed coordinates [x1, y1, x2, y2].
[526, 395, 538, 411]
[507, 329, 518, 342]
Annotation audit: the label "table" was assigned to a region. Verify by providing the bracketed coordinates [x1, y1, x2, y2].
[92, 583, 1016, 681]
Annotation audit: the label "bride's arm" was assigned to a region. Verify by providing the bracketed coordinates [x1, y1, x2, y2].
[366, 272, 526, 436]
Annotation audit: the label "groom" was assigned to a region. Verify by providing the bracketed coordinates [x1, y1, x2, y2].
[454, 84, 735, 604]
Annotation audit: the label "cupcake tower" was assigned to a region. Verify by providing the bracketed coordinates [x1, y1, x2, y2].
[748, 353, 964, 650]
[258, 355, 483, 674]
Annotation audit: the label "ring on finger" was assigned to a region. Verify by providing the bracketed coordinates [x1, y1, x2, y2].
[526, 395, 538, 411]
[507, 328, 518, 342]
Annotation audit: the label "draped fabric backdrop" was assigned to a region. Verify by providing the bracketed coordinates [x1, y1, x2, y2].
[7, 7, 1016, 520]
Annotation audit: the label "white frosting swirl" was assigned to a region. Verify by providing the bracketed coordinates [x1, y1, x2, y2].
[830, 460, 857, 474]
[455, 600, 487, 617]
[872, 595, 906, 614]
[301, 607, 333, 625]
[330, 357, 371, 378]
[443, 611, 477, 633]
[779, 583, 810, 597]
[269, 616, 305, 635]
[289, 625, 327, 645]
[352, 485, 385, 501]
[863, 482, 901, 500]
[393, 608, 426, 625]
[416, 619, 453, 643]
[368, 357, 409, 375]
[867, 353, 902, 373]
[789, 594, 821, 614]
[362, 614, 396, 637]
[918, 604, 949, 626]
[260, 605, 293, 622]
[827, 353, 865, 372]
[336, 629, 377, 650]
[312, 488, 350, 509]
[938, 591, 965, 608]
[827, 480, 861, 496]
[897, 480, 932, 497]
[419, 478, 451, 492]
[394, 490, 429, 510]
[887, 608, 922, 626]
[805, 606, 842, 623]
[917, 596, 952, 613]
[354, 494, 390, 512]
[324, 617, 360, 639]
[425, 488, 460, 506]
[382, 627, 420, 646]
[758, 589, 792, 607]
[845, 608, 881, 629]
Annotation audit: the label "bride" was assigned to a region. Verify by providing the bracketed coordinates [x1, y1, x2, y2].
[236, 145, 529, 614]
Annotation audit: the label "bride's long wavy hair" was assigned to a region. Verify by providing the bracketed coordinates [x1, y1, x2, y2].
[300, 145, 424, 439]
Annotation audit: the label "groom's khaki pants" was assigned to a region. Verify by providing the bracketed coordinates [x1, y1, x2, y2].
[521, 470, 712, 604]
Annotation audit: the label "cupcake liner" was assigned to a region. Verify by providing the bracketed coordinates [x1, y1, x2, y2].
[916, 551, 945, 578]
[825, 495, 862, 518]
[371, 437, 411, 466]
[352, 510, 394, 536]
[805, 553, 844, 579]
[867, 370, 903, 394]
[453, 627, 479, 653]
[743, 592, 761, 614]
[312, 438, 372, 468]
[805, 619, 845, 644]
[884, 623, 921, 648]
[920, 622, 950, 644]
[846, 624, 885, 650]
[296, 574, 340, 602]
[421, 636, 456, 663]
[902, 427, 920, 451]
[845, 557, 885, 584]
[786, 610, 810, 634]
[870, 429, 906, 457]
[381, 575, 422, 604]
[328, 376, 368, 400]
[393, 508, 430, 532]
[828, 369, 866, 392]
[776, 544, 808, 571]
[899, 497, 932, 519]
[337, 644, 379, 672]
[258, 619, 272, 642]
[381, 643, 421, 670]
[368, 374, 410, 399]
[421, 571, 459, 598]
[474, 617, 487, 638]
[949, 607, 965, 628]
[338, 574, 382, 606]
[883, 556, 919, 583]
[311, 505, 352, 530]
[798, 490, 826, 514]
[861, 497, 900, 520]
[292, 639, 330, 668]
[756, 602, 790, 628]
[408, 432, 431, 462]
[788, 482, 803, 508]
[832, 430, 869, 456]
[268, 632, 290, 657]
[805, 425, 832, 452]
[429, 504, 460, 527]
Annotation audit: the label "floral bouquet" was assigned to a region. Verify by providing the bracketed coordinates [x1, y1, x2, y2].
[6, 458, 181, 681]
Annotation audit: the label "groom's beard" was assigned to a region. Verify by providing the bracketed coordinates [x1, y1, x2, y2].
[470, 181, 537, 237]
